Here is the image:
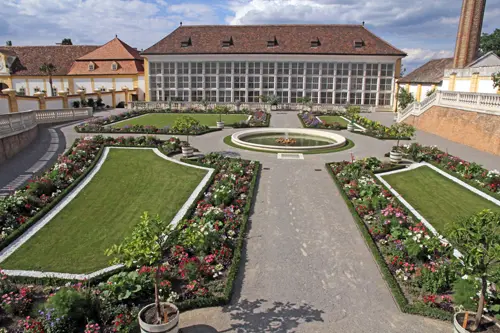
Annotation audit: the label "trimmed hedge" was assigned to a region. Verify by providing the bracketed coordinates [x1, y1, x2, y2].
[326, 163, 453, 321]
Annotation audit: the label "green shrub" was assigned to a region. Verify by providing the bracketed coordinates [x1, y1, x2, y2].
[97, 271, 153, 304]
[45, 288, 96, 326]
[72, 100, 80, 108]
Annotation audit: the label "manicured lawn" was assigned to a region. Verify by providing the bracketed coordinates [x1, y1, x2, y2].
[382, 166, 500, 236]
[112, 113, 249, 128]
[318, 116, 349, 126]
[2, 149, 207, 273]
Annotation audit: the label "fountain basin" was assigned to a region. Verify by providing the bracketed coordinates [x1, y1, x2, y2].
[231, 128, 347, 152]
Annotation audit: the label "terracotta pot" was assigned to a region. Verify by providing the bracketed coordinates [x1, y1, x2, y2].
[216, 121, 225, 129]
[139, 303, 179, 333]
[390, 150, 403, 164]
[181, 146, 193, 157]
[453, 312, 500, 333]
[347, 123, 355, 132]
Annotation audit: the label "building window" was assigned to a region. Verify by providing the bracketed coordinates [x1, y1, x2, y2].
[234, 76, 246, 89]
[335, 92, 348, 104]
[321, 77, 334, 90]
[277, 76, 289, 89]
[205, 76, 216, 89]
[350, 77, 363, 90]
[111, 62, 118, 71]
[192, 90, 203, 102]
[88, 62, 95, 71]
[178, 62, 189, 75]
[379, 93, 392, 106]
[248, 62, 260, 74]
[379, 78, 392, 91]
[206, 90, 216, 102]
[323, 63, 335, 76]
[336, 63, 349, 76]
[349, 92, 362, 105]
[177, 76, 189, 89]
[262, 76, 274, 89]
[219, 76, 231, 89]
[366, 64, 379, 76]
[191, 76, 203, 89]
[291, 76, 303, 90]
[164, 76, 175, 89]
[262, 62, 275, 75]
[163, 62, 175, 74]
[320, 91, 333, 104]
[218, 90, 231, 102]
[306, 63, 320, 75]
[234, 62, 246, 74]
[248, 91, 260, 102]
[305, 77, 319, 90]
[178, 90, 189, 101]
[248, 76, 260, 89]
[277, 62, 290, 75]
[335, 77, 348, 90]
[205, 62, 217, 74]
[276, 91, 288, 103]
[192, 62, 203, 74]
[219, 62, 231, 74]
[351, 63, 364, 77]
[291, 91, 303, 103]
[364, 92, 377, 105]
[291, 62, 304, 75]
[150, 62, 161, 75]
[234, 90, 246, 102]
[381, 64, 394, 77]
[365, 78, 378, 91]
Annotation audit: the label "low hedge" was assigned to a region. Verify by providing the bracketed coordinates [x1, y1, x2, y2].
[75, 126, 222, 136]
[326, 163, 453, 321]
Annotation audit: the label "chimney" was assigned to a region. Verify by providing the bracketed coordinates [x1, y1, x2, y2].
[453, 0, 486, 68]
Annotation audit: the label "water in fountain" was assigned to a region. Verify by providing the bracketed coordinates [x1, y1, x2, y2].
[285, 131, 289, 140]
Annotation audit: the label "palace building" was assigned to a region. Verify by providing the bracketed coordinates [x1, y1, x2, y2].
[0, 37, 146, 102]
[142, 24, 406, 110]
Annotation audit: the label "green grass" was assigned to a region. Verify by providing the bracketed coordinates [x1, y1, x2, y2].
[2, 149, 207, 273]
[112, 113, 248, 128]
[318, 116, 349, 126]
[222, 135, 355, 154]
[382, 166, 500, 236]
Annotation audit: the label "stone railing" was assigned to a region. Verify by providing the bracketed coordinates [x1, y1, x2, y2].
[397, 90, 500, 122]
[0, 108, 93, 138]
[128, 101, 377, 113]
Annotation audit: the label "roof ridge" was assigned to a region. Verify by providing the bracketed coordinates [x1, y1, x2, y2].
[178, 23, 364, 28]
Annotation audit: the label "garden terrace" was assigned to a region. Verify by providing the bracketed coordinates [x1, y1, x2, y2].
[381, 165, 500, 237]
[299, 112, 348, 130]
[111, 113, 249, 129]
[0, 148, 208, 274]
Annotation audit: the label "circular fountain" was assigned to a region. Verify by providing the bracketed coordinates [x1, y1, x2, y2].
[231, 128, 347, 152]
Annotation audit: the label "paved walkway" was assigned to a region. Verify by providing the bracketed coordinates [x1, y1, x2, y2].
[2, 110, 500, 332]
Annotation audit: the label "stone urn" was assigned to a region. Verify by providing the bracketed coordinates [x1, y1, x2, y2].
[347, 123, 355, 132]
[453, 312, 500, 333]
[138, 302, 179, 333]
[216, 121, 225, 129]
[389, 150, 403, 164]
[181, 145, 194, 157]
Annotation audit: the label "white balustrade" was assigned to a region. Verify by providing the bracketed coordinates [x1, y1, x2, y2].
[0, 108, 93, 138]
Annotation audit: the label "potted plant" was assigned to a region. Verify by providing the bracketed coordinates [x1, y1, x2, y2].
[214, 105, 228, 129]
[106, 212, 181, 333]
[448, 210, 500, 333]
[172, 116, 199, 157]
[389, 122, 415, 163]
[201, 99, 209, 113]
[346, 105, 360, 132]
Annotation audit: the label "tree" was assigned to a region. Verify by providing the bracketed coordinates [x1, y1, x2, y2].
[448, 210, 500, 332]
[493, 72, 500, 89]
[389, 122, 415, 149]
[346, 105, 360, 125]
[61, 38, 73, 45]
[171, 115, 201, 144]
[259, 94, 279, 111]
[39, 63, 57, 96]
[5, 41, 12, 46]
[398, 87, 415, 110]
[480, 29, 500, 56]
[106, 212, 180, 325]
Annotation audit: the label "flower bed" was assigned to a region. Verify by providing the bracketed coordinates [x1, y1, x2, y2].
[298, 112, 346, 130]
[231, 110, 271, 128]
[396, 143, 500, 198]
[327, 158, 500, 320]
[344, 114, 412, 140]
[0, 153, 259, 332]
[0, 136, 185, 253]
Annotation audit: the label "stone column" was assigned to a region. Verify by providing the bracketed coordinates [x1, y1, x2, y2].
[94, 89, 102, 100]
[108, 88, 116, 107]
[122, 86, 130, 103]
[76, 89, 86, 102]
[34, 91, 46, 110]
[58, 91, 69, 108]
[2, 88, 18, 113]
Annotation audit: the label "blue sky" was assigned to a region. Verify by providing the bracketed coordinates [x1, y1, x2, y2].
[1, 0, 499, 72]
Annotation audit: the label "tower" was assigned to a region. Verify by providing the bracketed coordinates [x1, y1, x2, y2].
[453, 0, 487, 68]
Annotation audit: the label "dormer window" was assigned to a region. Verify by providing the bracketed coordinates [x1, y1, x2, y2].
[181, 37, 192, 47]
[88, 62, 95, 71]
[222, 36, 233, 47]
[267, 36, 278, 47]
[311, 37, 321, 48]
[353, 39, 364, 48]
[111, 62, 118, 71]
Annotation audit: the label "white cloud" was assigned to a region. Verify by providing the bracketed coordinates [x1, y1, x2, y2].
[403, 48, 454, 63]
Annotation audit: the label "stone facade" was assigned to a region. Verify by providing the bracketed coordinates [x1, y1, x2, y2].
[404, 105, 500, 156]
[0, 126, 38, 164]
[453, 0, 486, 68]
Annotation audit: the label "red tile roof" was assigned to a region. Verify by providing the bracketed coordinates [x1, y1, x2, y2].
[0, 45, 99, 76]
[398, 58, 454, 84]
[77, 37, 142, 60]
[68, 59, 144, 75]
[143, 24, 406, 56]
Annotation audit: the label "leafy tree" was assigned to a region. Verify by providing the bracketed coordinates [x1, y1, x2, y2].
[297, 96, 312, 110]
[171, 115, 201, 143]
[398, 87, 415, 110]
[106, 213, 180, 325]
[480, 29, 500, 56]
[39, 63, 57, 96]
[448, 210, 500, 332]
[493, 72, 500, 89]
[389, 122, 416, 149]
[5, 41, 12, 46]
[259, 94, 279, 111]
[61, 38, 73, 45]
[346, 105, 360, 125]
